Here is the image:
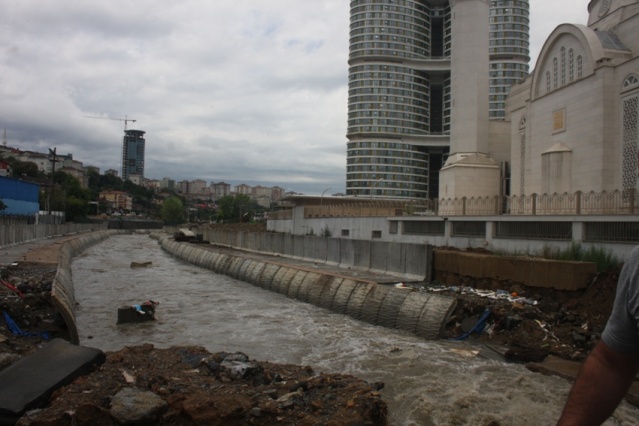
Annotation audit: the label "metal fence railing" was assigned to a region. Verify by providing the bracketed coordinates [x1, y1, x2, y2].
[268, 189, 639, 219]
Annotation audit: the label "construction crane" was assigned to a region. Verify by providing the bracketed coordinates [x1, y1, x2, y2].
[84, 115, 137, 131]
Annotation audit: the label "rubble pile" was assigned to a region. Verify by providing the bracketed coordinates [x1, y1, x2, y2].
[0, 262, 388, 425]
[437, 267, 620, 362]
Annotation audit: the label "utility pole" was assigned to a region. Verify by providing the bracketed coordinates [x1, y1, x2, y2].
[48, 148, 57, 215]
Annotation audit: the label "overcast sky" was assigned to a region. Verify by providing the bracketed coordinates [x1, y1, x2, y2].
[1, 1, 590, 195]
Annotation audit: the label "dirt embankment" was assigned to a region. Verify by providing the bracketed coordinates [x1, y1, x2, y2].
[0, 261, 387, 425]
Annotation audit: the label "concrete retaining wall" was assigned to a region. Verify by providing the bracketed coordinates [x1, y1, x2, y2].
[434, 250, 597, 291]
[153, 233, 457, 340]
[51, 230, 127, 345]
[170, 227, 597, 290]
[170, 227, 429, 280]
[0, 223, 107, 248]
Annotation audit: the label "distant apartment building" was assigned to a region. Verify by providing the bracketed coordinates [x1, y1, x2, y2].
[129, 175, 145, 186]
[105, 169, 119, 177]
[61, 158, 87, 187]
[160, 177, 175, 190]
[13, 151, 49, 174]
[121, 129, 145, 181]
[211, 182, 231, 198]
[271, 186, 285, 202]
[252, 185, 272, 199]
[177, 180, 190, 194]
[235, 184, 252, 195]
[190, 179, 207, 194]
[99, 190, 133, 212]
[85, 165, 100, 175]
[143, 179, 160, 190]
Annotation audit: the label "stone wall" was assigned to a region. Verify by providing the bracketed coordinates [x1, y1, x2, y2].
[434, 250, 597, 291]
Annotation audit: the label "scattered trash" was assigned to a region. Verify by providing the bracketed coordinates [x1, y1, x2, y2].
[451, 308, 491, 341]
[1, 280, 24, 299]
[119, 368, 135, 384]
[117, 300, 159, 325]
[393, 283, 412, 290]
[428, 285, 538, 305]
[534, 319, 559, 342]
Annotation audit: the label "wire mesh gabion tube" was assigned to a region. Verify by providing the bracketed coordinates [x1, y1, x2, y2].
[158, 240, 457, 340]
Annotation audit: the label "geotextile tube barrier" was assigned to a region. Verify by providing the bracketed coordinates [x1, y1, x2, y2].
[152, 233, 457, 340]
[51, 230, 128, 345]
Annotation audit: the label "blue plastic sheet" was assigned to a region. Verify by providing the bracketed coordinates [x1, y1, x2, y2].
[3, 311, 50, 340]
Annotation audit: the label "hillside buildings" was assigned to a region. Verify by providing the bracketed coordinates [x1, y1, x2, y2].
[345, 0, 530, 200]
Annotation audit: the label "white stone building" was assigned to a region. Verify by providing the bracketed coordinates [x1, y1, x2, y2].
[506, 0, 639, 197]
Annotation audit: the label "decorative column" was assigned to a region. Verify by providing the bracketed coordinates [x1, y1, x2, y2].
[439, 0, 501, 200]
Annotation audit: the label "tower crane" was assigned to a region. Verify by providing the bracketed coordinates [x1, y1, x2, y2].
[84, 115, 137, 131]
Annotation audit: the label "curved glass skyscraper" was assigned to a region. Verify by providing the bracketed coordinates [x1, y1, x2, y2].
[346, 0, 529, 200]
[489, 1, 530, 119]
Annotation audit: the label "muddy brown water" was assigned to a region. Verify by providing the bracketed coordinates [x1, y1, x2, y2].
[72, 234, 639, 426]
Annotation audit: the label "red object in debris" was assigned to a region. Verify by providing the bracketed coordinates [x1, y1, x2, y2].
[0, 280, 24, 299]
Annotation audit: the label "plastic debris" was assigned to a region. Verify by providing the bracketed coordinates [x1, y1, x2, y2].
[427, 285, 538, 305]
[2, 311, 50, 339]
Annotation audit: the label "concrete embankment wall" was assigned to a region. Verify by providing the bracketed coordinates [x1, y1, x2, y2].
[51, 230, 127, 345]
[167, 227, 597, 290]
[167, 227, 431, 281]
[153, 233, 457, 340]
[0, 223, 107, 248]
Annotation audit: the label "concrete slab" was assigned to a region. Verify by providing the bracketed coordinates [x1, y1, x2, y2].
[0, 235, 79, 266]
[0, 338, 105, 424]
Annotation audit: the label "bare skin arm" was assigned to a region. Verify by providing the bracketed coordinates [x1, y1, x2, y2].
[557, 341, 639, 426]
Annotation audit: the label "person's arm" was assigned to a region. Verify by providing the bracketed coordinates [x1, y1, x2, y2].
[557, 340, 639, 426]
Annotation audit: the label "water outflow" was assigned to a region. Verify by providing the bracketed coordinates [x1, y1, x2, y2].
[72, 234, 639, 426]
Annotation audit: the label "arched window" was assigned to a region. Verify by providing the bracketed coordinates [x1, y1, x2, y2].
[577, 55, 583, 79]
[561, 47, 566, 86]
[569, 49, 574, 82]
[553, 57, 558, 89]
[623, 74, 639, 91]
[546, 71, 551, 93]
[519, 116, 527, 130]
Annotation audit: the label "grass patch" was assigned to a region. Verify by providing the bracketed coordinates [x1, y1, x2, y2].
[537, 242, 620, 272]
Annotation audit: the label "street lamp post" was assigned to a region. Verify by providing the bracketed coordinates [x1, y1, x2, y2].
[370, 178, 384, 199]
[320, 187, 332, 206]
[320, 187, 332, 217]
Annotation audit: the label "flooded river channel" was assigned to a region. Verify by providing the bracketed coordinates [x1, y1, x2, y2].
[72, 234, 639, 425]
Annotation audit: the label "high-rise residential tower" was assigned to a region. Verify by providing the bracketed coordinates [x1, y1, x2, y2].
[489, 1, 530, 119]
[345, 0, 529, 200]
[121, 129, 145, 181]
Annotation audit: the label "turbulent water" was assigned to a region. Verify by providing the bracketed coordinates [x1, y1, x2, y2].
[72, 234, 639, 426]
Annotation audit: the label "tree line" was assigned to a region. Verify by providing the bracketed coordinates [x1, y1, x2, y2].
[1, 157, 264, 225]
